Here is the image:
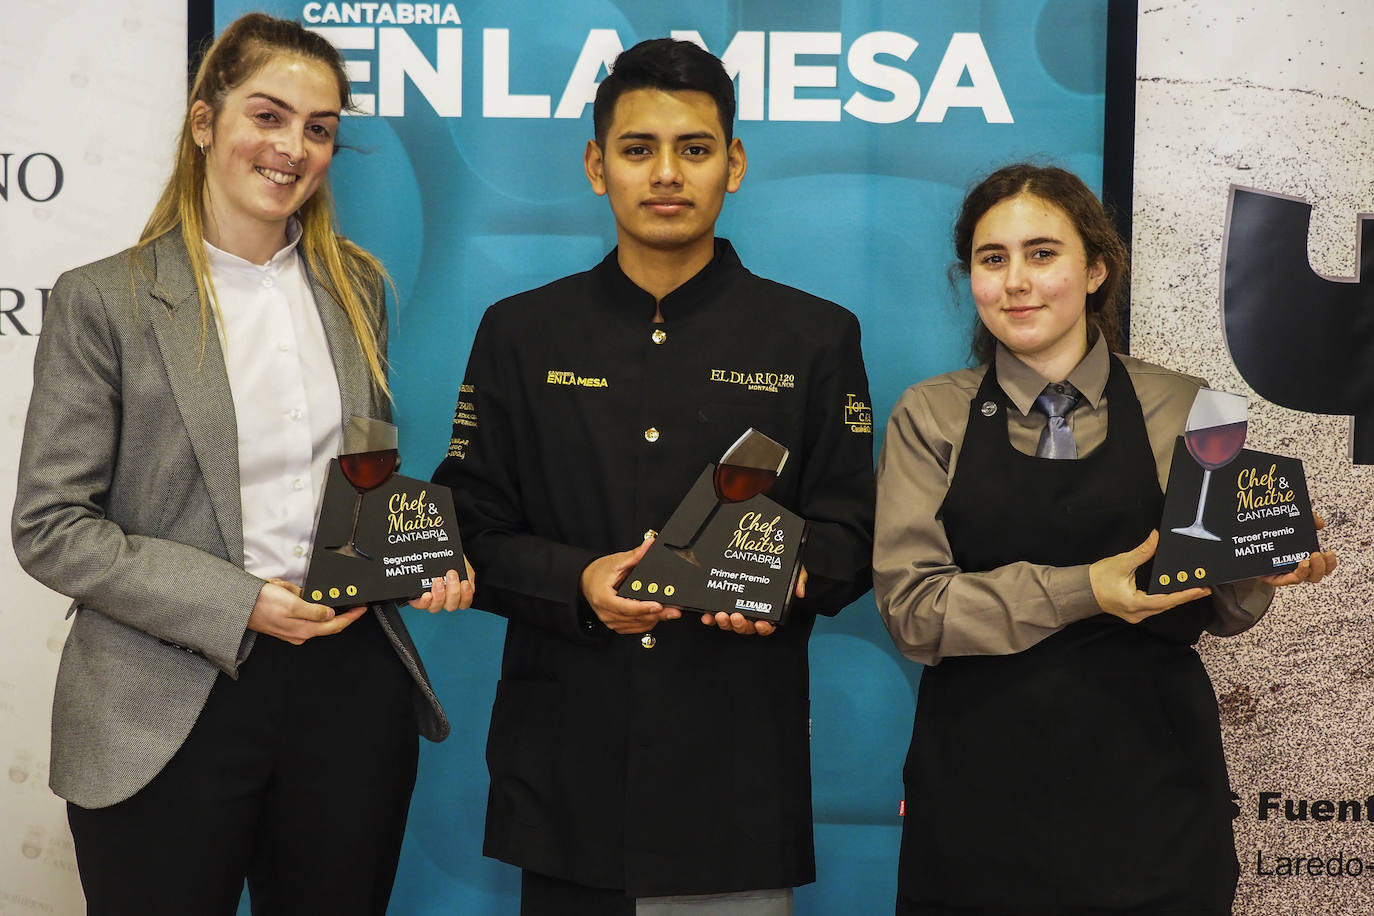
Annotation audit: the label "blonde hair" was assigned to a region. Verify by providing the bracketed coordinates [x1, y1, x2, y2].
[137, 12, 390, 396]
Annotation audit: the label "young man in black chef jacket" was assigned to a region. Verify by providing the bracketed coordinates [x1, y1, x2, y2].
[434, 37, 874, 915]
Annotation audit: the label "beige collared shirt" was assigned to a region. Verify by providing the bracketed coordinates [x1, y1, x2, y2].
[875, 336, 1275, 665]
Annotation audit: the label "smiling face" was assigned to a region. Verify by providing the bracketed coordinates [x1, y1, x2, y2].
[191, 54, 341, 259]
[969, 192, 1108, 380]
[585, 88, 745, 275]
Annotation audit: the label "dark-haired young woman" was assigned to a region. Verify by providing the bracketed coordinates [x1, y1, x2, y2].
[874, 164, 1336, 915]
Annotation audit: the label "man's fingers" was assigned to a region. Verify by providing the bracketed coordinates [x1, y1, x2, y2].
[605, 596, 662, 617]
[700, 611, 733, 630]
[700, 610, 774, 636]
[619, 535, 656, 569]
[598, 537, 656, 591]
[600, 596, 666, 633]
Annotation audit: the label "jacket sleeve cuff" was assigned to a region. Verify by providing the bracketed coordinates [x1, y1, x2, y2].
[1050, 564, 1101, 627]
[575, 591, 614, 640]
[204, 572, 270, 676]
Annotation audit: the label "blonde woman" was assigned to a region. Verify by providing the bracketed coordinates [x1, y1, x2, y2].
[12, 13, 468, 914]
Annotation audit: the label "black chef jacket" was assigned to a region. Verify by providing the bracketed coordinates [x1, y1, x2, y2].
[434, 238, 875, 897]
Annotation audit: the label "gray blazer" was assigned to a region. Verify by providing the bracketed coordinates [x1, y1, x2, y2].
[12, 230, 448, 809]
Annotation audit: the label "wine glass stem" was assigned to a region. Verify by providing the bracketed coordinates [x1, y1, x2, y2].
[675, 501, 722, 550]
[1189, 468, 1213, 527]
[346, 491, 362, 549]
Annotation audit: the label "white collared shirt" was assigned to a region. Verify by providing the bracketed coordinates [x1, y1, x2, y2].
[205, 221, 341, 583]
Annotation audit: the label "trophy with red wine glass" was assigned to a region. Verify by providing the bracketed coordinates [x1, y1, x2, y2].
[619, 429, 807, 624]
[304, 416, 466, 608]
[1150, 389, 1319, 594]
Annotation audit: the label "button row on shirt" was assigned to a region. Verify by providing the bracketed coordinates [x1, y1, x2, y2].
[642, 331, 667, 442]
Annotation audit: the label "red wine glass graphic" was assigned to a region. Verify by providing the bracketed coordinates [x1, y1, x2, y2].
[328, 416, 400, 561]
[1171, 389, 1248, 542]
[713, 462, 781, 504]
[666, 429, 789, 566]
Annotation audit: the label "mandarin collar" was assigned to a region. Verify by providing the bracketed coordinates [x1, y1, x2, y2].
[595, 238, 742, 322]
[996, 333, 1110, 416]
[203, 217, 303, 272]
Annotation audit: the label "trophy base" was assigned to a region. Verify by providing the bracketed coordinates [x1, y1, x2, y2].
[1169, 523, 1221, 542]
[328, 542, 374, 560]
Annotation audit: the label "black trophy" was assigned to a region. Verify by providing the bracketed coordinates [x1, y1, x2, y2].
[303, 416, 466, 607]
[1150, 390, 1319, 594]
[618, 429, 807, 624]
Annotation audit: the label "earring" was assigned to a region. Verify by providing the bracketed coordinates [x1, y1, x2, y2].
[198, 140, 206, 155]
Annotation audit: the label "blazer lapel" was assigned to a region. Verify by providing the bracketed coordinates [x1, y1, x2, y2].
[144, 231, 246, 565]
